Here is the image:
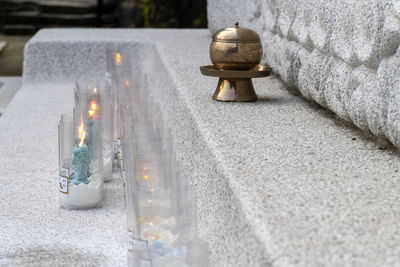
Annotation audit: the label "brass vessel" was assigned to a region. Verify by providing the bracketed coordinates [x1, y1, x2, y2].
[210, 21, 262, 70]
[200, 22, 270, 102]
[200, 65, 271, 102]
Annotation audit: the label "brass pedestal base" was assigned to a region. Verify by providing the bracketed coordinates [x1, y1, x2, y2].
[200, 65, 271, 102]
[213, 78, 257, 102]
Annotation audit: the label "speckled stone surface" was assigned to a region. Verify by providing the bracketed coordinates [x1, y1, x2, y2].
[5, 29, 400, 266]
[0, 77, 21, 114]
[208, 0, 400, 149]
[0, 81, 127, 266]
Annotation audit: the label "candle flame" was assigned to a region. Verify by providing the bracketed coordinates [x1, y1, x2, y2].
[93, 87, 97, 93]
[125, 80, 130, 86]
[149, 188, 154, 193]
[78, 116, 86, 147]
[143, 175, 148, 180]
[115, 53, 122, 64]
[78, 116, 84, 136]
[79, 131, 86, 147]
[90, 101, 98, 111]
[88, 100, 99, 118]
[148, 199, 152, 204]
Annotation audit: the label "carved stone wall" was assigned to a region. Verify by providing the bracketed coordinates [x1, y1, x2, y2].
[208, 0, 400, 146]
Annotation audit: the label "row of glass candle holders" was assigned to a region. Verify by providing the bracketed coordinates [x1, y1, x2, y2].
[57, 49, 208, 266]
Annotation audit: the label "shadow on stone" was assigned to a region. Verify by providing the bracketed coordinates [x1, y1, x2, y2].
[257, 96, 298, 105]
[0, 246, 105, 266]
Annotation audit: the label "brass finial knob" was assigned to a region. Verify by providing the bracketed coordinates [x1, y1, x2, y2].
[210, 22, 262, 70]
[200, 22, 271, 102]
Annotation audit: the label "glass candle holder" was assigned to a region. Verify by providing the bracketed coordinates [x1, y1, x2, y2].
[98, 74, 115, 182]
[75, 75, 114, 182]
[106, 48, 125, 161]
[106, 50, 210, 266]
[58, 113, 74, 196]
[58, 77, 105, 210]
[58, 109, 104, 209]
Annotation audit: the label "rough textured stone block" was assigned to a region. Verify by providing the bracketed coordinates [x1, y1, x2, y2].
[208, 0, 400, 147]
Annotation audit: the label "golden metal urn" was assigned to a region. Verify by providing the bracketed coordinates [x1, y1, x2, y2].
[200, 22, 271, 102]
[210, 21, 263, 70]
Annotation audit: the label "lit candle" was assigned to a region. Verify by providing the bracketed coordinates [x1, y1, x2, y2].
[71, 130, 90, 185]
[86, 98, 100, 159]
[115, 53, 123, 66]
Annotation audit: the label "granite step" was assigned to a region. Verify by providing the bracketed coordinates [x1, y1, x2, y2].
[14, 29, 400, 266]
[0, 77, 21, 114]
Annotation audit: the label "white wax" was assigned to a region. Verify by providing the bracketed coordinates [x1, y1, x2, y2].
[60, 178, 103, 209]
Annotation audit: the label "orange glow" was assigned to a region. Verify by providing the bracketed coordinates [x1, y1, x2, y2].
[149, 222, 154, 226]
[125, 80, 130, 86]
[115, 53, 122, 64]
[88, 110, 95, 117]
[149, 188, 154, 193]
[144, 167, 148, 171]
[90, 101, 98, 111]
[78, 117, 85, 147]
[148, 199, 152, 204]
[143, 175, 148, 180]
[78, 116, 84, 137]
[79, 131, 86, 147]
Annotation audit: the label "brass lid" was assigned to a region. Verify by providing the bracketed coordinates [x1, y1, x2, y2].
[212, 21, 260, 43]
